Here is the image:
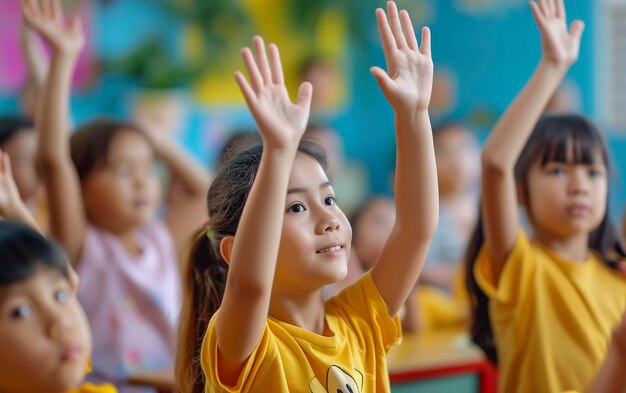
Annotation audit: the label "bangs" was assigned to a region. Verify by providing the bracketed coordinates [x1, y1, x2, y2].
[0, 221, 69, 286]
[535, 115, 608, 167]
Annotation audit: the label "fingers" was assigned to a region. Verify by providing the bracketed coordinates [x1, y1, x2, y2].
[69, 15, 83, 33]
[400, 10, 418, 51]
[420, 27, 431, 56]
[240, 37, 286, 94]
[386, 1, 408, 49]
[234, 71, 257, 109]
[529, 2, 547, 29]
[537, 0, 551, 17]
[555, 0, 565, 19]
[295, 82, 313, 111]
[268, 44, 284, 85]
[376, 7, 396, 60]
[50, 0, 62, 21]
[20, 0, 39, 25]
[241, 47, 264, 93]
[40, 0, 52, 19]
[253, 36, 272, 86]
[569, 20, 585, 41]
[370, 66, 394, 95]
[2, 153, 12, 180]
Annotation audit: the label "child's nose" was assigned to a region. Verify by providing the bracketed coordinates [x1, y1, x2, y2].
[48, 306, 73, 340]
[568, 170, 590, 194]
[317, 210, 341, 233]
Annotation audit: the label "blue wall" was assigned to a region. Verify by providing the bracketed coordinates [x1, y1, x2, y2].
[2, 0, 625, 220]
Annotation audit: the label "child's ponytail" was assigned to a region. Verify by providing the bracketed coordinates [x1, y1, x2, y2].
[175, 139, 327, 392]
[176, 227, 228, 393]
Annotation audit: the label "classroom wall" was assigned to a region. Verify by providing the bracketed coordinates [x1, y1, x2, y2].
[1, 0, 625, 221]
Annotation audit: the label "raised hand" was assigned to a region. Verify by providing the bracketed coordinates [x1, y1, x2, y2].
[371, 1, 433, 113]
[530, 0, 584, 66]
[234, 36, 312, 149]
[20, 0, 84, 56]
[0, 151, 26, 218]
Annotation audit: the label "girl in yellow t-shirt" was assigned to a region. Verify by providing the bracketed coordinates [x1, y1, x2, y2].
[465, 1, 626, 392]
[0, 153, 114, 393]
[176, 3, 439, 392]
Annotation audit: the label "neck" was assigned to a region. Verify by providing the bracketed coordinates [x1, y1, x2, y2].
[115, 227, 143, 256]
[532, 228, 589, 262]
[268, 289, 327, 335]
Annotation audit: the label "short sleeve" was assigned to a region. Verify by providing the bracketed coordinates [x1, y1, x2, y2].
[201, 312, 275, 392]
[474, 229, 537, 306]
[330, 271, 402, 352]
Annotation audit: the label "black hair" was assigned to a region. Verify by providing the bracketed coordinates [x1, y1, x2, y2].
[176, 139, 327, 393]
[0, 115, 35, 147]
[70, 118, 152, 181]
[0, 220, 69, 286]
[465, 114, 625, 364]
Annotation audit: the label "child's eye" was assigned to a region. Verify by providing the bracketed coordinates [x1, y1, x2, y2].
[113, 166, 132, 177]
[588, 168, 603, 177]
[324, 196, 336, 206]
[548, 167, 565, 176]
[288, 203, 306, 213]
[54, 290, 68, 303]
[10, 305, 32, 319]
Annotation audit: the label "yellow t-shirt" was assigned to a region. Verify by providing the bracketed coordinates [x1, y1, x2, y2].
[202, 271, 402, 392]
[475, 230, 626, 393]
[66, 383, 117, 393]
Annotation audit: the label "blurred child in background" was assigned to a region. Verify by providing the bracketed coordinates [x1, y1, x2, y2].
[466, 1, 626, 391]
[22, 0, 208, 390]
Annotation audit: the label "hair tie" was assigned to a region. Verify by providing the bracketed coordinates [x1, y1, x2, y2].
[202, 219, 212, 241]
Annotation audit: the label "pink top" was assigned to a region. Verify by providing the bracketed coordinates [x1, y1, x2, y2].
[77, 220, 180, 392]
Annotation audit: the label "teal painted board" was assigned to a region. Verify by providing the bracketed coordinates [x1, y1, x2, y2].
[391, 374, 479, 393]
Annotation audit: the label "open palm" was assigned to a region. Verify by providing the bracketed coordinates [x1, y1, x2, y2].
[21, 0, 84, 55]
[235, 36, 312, 149]
[530, 0, 584, 65]
[371, 2, 433, 112]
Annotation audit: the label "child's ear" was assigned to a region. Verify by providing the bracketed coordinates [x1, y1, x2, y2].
[219, 236, 235, 265]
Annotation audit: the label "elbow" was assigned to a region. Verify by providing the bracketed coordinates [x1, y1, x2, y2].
[481, 151, 510, 178]
[37, 155, 66, 176]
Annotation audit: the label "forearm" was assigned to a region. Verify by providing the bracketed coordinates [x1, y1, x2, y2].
[371, 110, 438, 316]
[482, 60, 568, 171]
[226, 147, 296, 292]
[5, 204, 40, 233]
[217, 147, 297, 367]
[37, 53, 76, 166]
[20, 26, 48, 89]
[36, 51, 86, 264]
[394, 110, 438, 239]
[157, 142, 210, 198]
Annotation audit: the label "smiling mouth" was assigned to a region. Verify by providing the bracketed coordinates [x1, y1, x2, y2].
[316, 245, 343, 254]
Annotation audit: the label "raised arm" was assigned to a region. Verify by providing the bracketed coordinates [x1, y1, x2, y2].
[216, 37, 312, 375]
[20, 22, 48, 95]
[0, 150, 40, 231]
[136, 117, 211, 258]
[370, 1, 439, 316]
[0, 149, 80, 290]
[480, 0, 583, 281]
[22, 0, 87, 266]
